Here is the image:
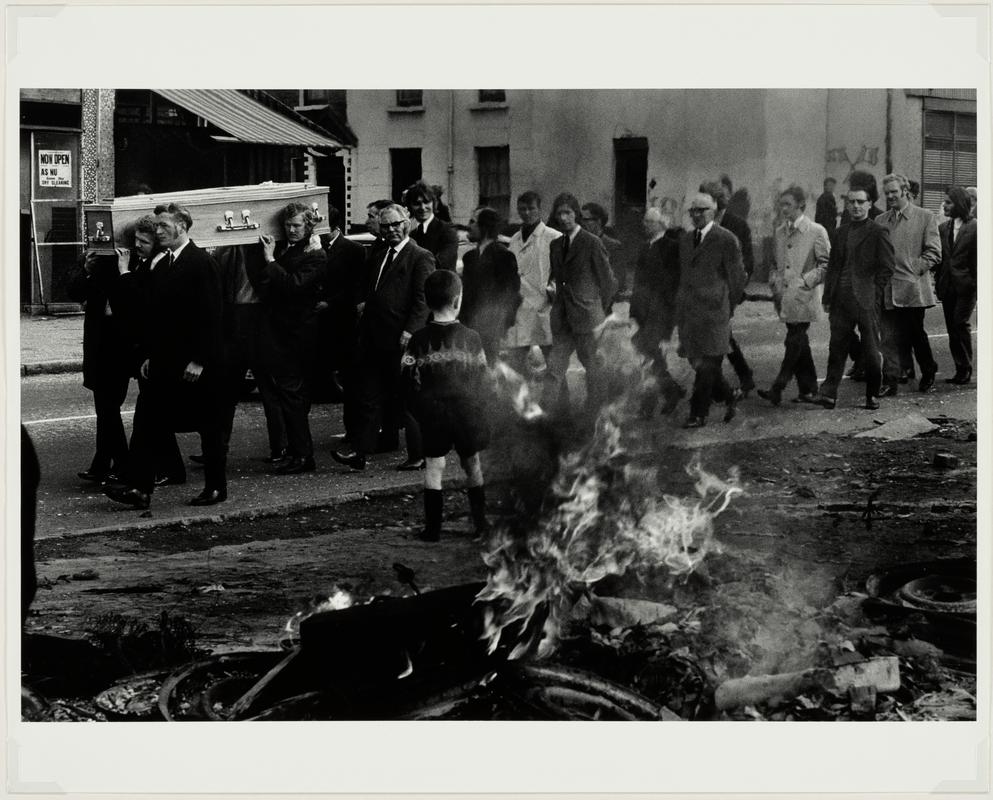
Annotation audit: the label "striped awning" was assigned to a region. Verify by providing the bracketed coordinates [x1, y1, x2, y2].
[153, 89, 343, 148]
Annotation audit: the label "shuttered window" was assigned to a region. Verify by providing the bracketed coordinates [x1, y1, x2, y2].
[476, 146, 510, 221]
[921, 110, 977, 212]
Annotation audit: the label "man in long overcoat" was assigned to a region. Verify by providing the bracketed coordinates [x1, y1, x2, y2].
[676, 193, 747, 428]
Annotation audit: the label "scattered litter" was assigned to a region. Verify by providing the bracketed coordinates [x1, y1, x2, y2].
[854, 413, 939, 441]
[196, 583, 226, 594]
[932, 452, 959, 469]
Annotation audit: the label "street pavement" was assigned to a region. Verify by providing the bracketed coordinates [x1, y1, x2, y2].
[18, 293, 978, 541]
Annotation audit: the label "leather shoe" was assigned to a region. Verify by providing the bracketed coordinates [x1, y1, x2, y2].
[814, 395, 837, 410]
[262, 449, 288, 464]
[947, 369, 972, 385]
[154, 474, 186, 487]
[878, 383, 898, 398]
[918, 371, 936, 392]
[78, 469, 109, 483]
[331, 449, 366, 471]
[792, 393, 818, 404]
[104, 485, 151, 510]
[275, 456, 316, 475]
[396, 458, 426, 471]
[682, 416, 706, 429]
[189, 488, 227, 506]
[757, 388, 782, 406]
[865, 396, 880, 410]
[189, 454, 206, 464]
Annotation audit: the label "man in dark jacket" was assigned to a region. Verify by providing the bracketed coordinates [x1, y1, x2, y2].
[104, 203, 227, 508]
[545, 192, 618, 416]
[251, 202, 328, 474]
[332, 203, 435, 471]
[407, 181, 459, 271]
[815, 188, 896, 410]
[580, 202, 625, 301]
[815, 177, 840, 235]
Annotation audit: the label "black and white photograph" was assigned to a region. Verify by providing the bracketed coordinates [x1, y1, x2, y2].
[5, 4, 990, 797]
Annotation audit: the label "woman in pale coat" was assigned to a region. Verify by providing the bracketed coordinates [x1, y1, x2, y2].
[502, 190, 562, 377]
[759, 186, 831, 406]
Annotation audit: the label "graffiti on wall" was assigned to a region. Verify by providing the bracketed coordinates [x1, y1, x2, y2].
[826, 144, 880, 183]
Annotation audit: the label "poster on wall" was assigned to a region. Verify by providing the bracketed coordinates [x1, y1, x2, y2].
[38, 150, 72, 187]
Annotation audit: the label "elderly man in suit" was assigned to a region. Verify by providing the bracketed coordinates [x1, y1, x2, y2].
[250, 202, 328, 474]
[760, 186, 831, 407]
[332, 203, 435, 471]
[815, 188, 896, 410]
[502, 191, 562, 377]
[936, 186, 978, 384]
[876, 173, 942, 394]
[104, 203, 227, 508]
[677, 193, 747, 428]
[407, 181, 459, 271]
[544, 192, 618, 416]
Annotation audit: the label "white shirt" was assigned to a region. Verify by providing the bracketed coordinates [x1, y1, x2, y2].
[419, 214, 434, 235]
[696, 220, 715, 243]
[566, 226, 582, 244]
[374, 237, 410, 288]
[150, 238, 190, 269]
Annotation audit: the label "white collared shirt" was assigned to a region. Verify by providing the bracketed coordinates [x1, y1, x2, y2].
[566, 226, 582, 244]
[419, 214, 434, 235]
[375, 236, 410, 288]
[697, 220, 715, 243]
[150, 238, 190, 269]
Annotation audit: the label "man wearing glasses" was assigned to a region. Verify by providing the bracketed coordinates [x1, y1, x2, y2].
[332, 204, 435, 471]
[815, 188, 895, 410]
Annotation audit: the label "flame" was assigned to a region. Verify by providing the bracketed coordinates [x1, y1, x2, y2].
[477, 392, 743, 660]
[492, 361, 545, 420]
[281, 587, 356, 648]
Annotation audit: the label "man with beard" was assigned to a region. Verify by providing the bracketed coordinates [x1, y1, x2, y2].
[815, 188, 895, 411]
[104, 203, 226, 508]
[251, 202, 328, 474]
[331, 203, 434, 471]
[677, 193, 747, 429]
[407, 181, 458, 271]
[875, 173, 941, 395]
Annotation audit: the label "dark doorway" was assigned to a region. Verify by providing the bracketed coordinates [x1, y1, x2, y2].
[315, 154, 347, 221]
[613, 136, 648, 230]
[390, 148, 422, 203]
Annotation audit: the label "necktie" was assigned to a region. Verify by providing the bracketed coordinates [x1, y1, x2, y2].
[562, 234, 570, 259]
[166, 250, 175, 268]
[694, 230, 702, 248]
[375, 248, 395, 291]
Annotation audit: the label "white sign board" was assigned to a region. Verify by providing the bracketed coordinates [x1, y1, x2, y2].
[38, 150, 72, 188]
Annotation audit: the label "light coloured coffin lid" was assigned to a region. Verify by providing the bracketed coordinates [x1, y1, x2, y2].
[103, 182, 329, 209]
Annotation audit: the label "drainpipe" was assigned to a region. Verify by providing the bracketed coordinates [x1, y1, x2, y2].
[447, 90, 455, 220]
[885, 89, 893, 174]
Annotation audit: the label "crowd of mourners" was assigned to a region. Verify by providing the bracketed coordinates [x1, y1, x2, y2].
[67, 172, 978, 541]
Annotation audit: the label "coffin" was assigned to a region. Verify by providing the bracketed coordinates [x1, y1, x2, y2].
[83, 182, 331, 253]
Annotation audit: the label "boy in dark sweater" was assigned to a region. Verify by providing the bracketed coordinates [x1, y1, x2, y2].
[401, 270, 491, 541]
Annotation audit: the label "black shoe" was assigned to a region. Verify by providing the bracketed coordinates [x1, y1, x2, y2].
[948, 369, 973, 385]
[189, 488, 227, 506]
[757, 388, 782, 407]
[878, 384, 898, 398]
[189, 454, 206, 464]
[275, 456, 316, 475]
[104, 485, 151, 510]
[865, 396, 880, 410]
[395, 458, 425, 471]
[331, 449, 366, 471]
[154, 474, 186, 487]
[918, 371, 936, 392]
[78, 469, 109, 483]
[814, 395, 837, 410]
[792, 393, 818, 404]
[262, 449, 288, 464]
[100, 472, 126, 488]
[682, 416, 706, 429]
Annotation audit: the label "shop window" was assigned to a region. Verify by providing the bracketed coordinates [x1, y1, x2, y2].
[921, 110, 977, 212]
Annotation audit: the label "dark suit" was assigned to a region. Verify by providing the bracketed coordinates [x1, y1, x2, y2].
[353, 238, 435, 456]
[460, 242, 522, 363]
[819, 219, 895, 400]
[410, 216, 459, 271]
[677, 225, 747, 419]
[717, 209, 755, 388]
[815, 192, 839, 234]
[67, 255, 133, 477]
[937, 217, 978, 375]
[248, 240, 327, 461]
[126, 240, 227, 495]
[545, 227, 618, 413]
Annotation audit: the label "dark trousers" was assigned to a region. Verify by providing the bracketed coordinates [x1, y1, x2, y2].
[257, 371, 313, 459]
[820, 294, 883, 400]
[689, 355, 733, 418]
[942, 286, 977, 374]
[134, 375, 186, 482]
[545, 328, 603, 413]
[727, 334, 754, 387]
[128, 377, 226, 494]
[772, 322, 818, 395]
[881, 307, 936, 385]
[89, 370, 131, 474]
[352, 346, 420, 459]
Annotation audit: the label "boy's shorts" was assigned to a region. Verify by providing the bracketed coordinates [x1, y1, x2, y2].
[414, 397, 490, 459]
